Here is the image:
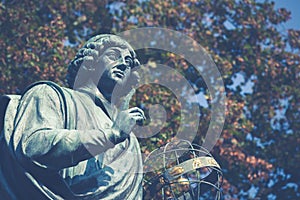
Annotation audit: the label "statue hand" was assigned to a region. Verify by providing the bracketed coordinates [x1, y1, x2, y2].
[112, 107, 146, 135]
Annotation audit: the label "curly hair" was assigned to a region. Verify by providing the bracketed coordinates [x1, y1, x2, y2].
[66, 34, 140, 88]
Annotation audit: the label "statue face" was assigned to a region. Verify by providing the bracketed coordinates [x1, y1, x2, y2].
[98, 46, 134, 90]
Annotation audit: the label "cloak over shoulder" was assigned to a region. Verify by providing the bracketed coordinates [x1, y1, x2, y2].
[0, 83, 143, 200]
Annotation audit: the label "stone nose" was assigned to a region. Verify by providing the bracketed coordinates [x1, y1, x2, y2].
[116, 57, 130, 71]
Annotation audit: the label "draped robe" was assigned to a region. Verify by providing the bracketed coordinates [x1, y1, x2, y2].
[0, 83, 143, 200]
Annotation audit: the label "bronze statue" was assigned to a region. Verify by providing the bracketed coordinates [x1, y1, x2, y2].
[0, 34, 145, 199]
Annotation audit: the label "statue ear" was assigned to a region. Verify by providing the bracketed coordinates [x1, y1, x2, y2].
[81, 48, 99, 71]
[82, 59, 96, 71]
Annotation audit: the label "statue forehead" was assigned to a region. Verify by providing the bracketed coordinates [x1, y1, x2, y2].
[104, 46, 132, 55]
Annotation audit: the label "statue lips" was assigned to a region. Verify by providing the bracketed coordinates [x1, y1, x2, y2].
[113, 70, 125, 79]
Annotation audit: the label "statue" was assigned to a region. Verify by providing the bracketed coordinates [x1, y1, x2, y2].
[0, 34, 145, 199]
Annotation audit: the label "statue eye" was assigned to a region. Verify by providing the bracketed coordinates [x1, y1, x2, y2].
[106, 51, 119, 60]
[125, 57, 134, 68]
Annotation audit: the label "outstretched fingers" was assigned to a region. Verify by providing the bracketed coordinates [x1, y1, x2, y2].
[127, 107, 146, 120]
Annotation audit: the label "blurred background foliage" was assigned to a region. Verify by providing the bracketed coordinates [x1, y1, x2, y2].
[1, 0, 300, 199]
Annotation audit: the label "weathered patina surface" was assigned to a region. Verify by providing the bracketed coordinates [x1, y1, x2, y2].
[0, 34, 144, 200]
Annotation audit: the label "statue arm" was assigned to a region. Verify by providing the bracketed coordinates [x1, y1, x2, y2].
[13, 84, 116, 170]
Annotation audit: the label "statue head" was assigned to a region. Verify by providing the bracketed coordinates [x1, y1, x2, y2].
[66, 34, 140, 89]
